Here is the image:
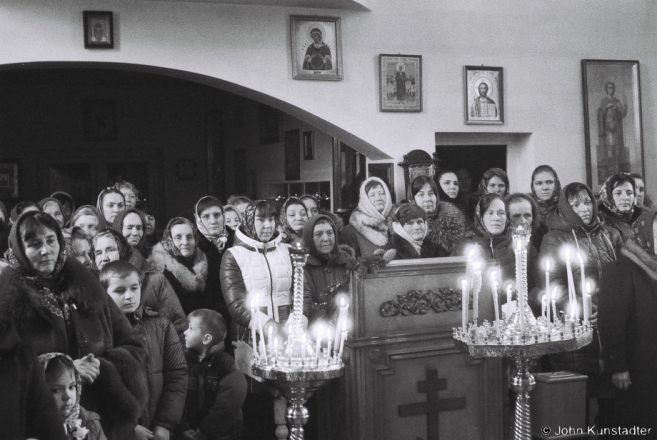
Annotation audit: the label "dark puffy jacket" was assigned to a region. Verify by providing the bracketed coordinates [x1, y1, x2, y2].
[0, 258, 148, 440]
[383, 231, 447, 260]
[197, 232, 232, 323]
[127, 307, 187, 432]
[598, 204, 642, 244]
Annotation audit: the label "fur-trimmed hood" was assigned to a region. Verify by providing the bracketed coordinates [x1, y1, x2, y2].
[148, 242, 208, 292]
[0, 257, 107, 325]
[620, 240, 657, 282]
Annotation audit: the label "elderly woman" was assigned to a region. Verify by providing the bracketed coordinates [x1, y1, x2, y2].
[93, 229, 187, 334]
[598, 210, 657, 433]
[598, 172, 642, 243]
[0, 211, 147, 439]
[477, 168, 509, 198]
[410, 175, 468, 254]
[339, 177, 393, 258]
[112, 207, 148, 256]
[279, 197, 309, 246]
[530, 165, 561, 225]
[149, 218, 210, 316]
[96, 188, 126, 225]
[384, 203, 447, 259]
[71, 205, 107, 240]
[38, 197, 66, 229]
[538, 182, 623, 429]
[302, 214, 358, 324]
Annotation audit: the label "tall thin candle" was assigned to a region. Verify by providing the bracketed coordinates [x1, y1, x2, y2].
[472, 261, 482, 323]
[461, 279, 468, 332]
[583, 282, 592, 325]
[515, 239, 526, 334]
[545, 259, 551, 324]
[250, 298, 258, 359]
[577, 252, 586, 312]
[506, 283, 513, 321]
[551, 287, 559, 323]
[565, 248, 576, 320]
[491, 271, 500, 338]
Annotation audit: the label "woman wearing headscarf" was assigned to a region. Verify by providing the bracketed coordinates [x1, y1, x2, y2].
[148, 218, 209, 316]
[71, 206, 107, 241]
[194, 196, 232, 323]
[530, 165, 561, 226]
[223, 205, 242, 233]
[538, 182, 622, 429]
[9, 201, 40, 224]
[38, 197, 66, 229]
[598, 172, 642, 243]
[477, 168, 510, 198]
[50, 191, 76, 228]
[453, 194, 538, 286]
[598, 209, 657, 434]
[96, 188, 126, 225]
[93, 229, 187, 334]
[0, 211, 148, 439]
[300, 194, 321, 218]
[111, 208, 148, 257]
[435, 168, 476, 218]
[629, 172, 656, 212]
[384, 203, 447, 260]
[302, 214, 358, 324]
[279, 197, 309, 246]
[410, 175, 469, 254]
[339, 177, 393, 258]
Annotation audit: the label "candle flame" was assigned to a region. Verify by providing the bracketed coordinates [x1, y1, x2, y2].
[586, 281, 592, 294]
[267, 326, 273, 336]
[565, 246, 571, 260]
[339, 296, 347, 307]
[507, 283, 513, 291]
[473, 261, 482, 271]
[490, 270, 498, 281]
[461, 279, 467, 288]
[551, 286, 560, 300]
[542, 295, 547, 301]
[467, 248, 476, 259]
[545, 259, 551, 271]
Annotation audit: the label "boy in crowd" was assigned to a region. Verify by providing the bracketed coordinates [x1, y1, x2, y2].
[179, 309, 246, 440]
[100, 260, 187, 440]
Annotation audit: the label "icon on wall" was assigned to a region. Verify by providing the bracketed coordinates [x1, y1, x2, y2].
[464, 66, 504, 125]
[84, 11, 114, 49]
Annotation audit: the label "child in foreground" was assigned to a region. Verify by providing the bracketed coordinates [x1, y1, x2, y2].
[39, 352, 106, 440]
[179, 309, 247, 440]
[100, 260, 187, 440]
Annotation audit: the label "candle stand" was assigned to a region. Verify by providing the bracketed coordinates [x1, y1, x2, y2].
[251, 245, 346, 440]
[453, 226, 593, 440]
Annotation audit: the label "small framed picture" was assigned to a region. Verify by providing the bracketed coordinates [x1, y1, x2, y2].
[379, 54, 422, 112]
[582, 60, 644, 192]
[303, 131, 315, 160]
[290, 15, 343, 81]
[84, 11, 114, 49]
[464, 66, 504, 125]
[0, 160, 20, 200]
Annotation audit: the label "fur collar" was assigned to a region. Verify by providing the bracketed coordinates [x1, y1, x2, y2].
[148, 243, 208, 292]
[307, 244, 359, 271]
[620, 240, 657, 282]
[348, 208, 390, 246]
[0, 257, 107, 325]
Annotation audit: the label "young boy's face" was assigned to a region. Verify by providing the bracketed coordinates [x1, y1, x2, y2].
[106, 272, 141, 314]
[49, 368, 77, 418]
[184, 316, 208, 351]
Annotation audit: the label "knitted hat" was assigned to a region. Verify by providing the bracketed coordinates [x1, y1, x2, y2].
[394, 203, 426, 226]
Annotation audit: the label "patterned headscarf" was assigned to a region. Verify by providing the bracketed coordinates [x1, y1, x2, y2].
[556, 183, 600, 232]
[477, 168, 510, 198]
[530, 165, 561, 214]
[6, 210, 67, 280]
[38, 353, 85, 436]
[238, 200, 280, 242]
[474, 193, 508, 238]
[194, 196, 228, 251]
[279, 197, 307, 240]
[161, 217, 198, 259]
[599, 173, 636, 222]
[631, 209, 657, 255]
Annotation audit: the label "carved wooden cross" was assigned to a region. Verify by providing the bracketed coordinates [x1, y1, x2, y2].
[398, 369, 466, 440]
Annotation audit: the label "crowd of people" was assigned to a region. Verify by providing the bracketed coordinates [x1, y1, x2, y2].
[0, 165, 655, 439]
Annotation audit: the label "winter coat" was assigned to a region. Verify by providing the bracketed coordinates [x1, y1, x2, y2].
[148, 243, 209, 316]
[0, 320, 67, 440]
[598, 241, 657, 432]
[426, 201, 471, 254]
[598, 205, 641, 244]
[76, 407, 107, 440]
[220, 228, 293, 335]
[0, 258, 148, 440]
[127, 307, 187, 432]
[197, 232, 231, 322]
[339, 224, 385, 259]
[384, 231, 447, 260]
[127, 251, 187, 334]
[179, 347, 247, 440]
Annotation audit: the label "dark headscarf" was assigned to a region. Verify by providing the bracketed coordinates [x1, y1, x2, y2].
[555, 183, 600, 232]
[530, 165, 561, 216]
[38, 197, 66, 227]
[435, 169, 471, 214]
[599, 173, 636, 223]
[477, 168, 510, 198]
[161, 217, 198, 260]
[111, 208, 148, 252]
[302, 214, 338, 261]
[50, 191, 76, 227]
[92, 229, 131, 261]
[279, 197, 307, 241]
[631, 209, 657, 255]
[69, 205, 108, 234]
[96, 188, 125, 222]
[194, 196, 228, 251]
[473, 193, 508, 238]
[6, 210, 67, 280]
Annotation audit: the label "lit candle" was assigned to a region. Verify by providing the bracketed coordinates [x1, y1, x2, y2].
[273, 336, 279, 353]
[267, 325, 273, 351]
[565, 247, 576, 320]
[577, 252, 586, 309]
[583, 282, 592, 325]
[545, 259, 551, 324]
[250, 297, 258, 359]
[334, 296, 348, 348]
[338, 319, 348, 361]
[326, 329, 333, 358]
[472, 261, 482, 324]
[506, 283, 513, 321]
[461, 279, 468, 332]
[515, 238, 525, 334]
[551, 287, 559, 323]
[315, 325, 323, 360]
[490, 271, 500, 338]
[257, 315, 267, 360]
[541, 295, 547, 320]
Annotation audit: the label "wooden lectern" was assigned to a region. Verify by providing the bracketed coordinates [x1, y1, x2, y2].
[318, 257, 504, 440]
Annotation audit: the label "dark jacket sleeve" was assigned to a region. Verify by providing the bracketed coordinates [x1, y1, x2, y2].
[220, 250, 252, 329]
[24, 347, 68, 440]
[154, 319, 188, 430]
[199, 368, 247, 438]
[338, 225, 361, 257]
[147, 272, 188, 334]
[598, 258, 633, 373]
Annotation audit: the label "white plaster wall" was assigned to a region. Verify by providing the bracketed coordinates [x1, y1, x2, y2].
[1, 0, 656, 199]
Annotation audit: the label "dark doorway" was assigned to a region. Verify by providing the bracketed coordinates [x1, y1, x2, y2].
[435, 145, 506, 194]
